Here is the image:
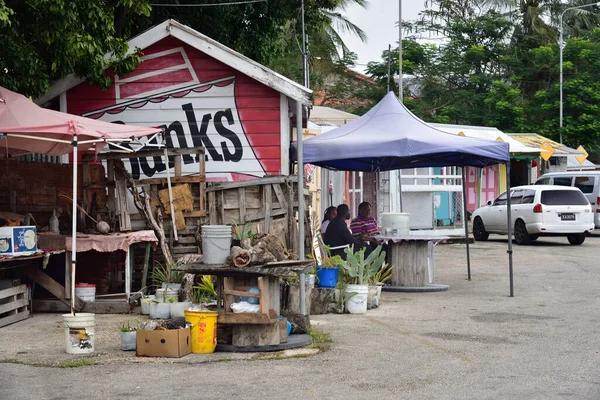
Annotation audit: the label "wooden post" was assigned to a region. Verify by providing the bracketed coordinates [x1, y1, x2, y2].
[174, 155, 182, 177]
[141, 243, 152, 293]
[125, 246, 131, 301]
[239, 188, 247, 222]
[64, 252, 71, 299]
[106, 160, 115, 213]
[208, 191, 217, 225]
[264, 185, 272, 234]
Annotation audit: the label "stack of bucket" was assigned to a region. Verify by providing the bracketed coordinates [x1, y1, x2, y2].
[201, 225, 232, 264]
[75, 283, 96, 302]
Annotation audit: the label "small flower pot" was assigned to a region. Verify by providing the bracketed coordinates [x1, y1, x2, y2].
[120, 331, 136, 351]
[316, 266, 339, 288]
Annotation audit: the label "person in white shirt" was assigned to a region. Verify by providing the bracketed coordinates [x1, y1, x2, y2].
[320, 206, 337, 236]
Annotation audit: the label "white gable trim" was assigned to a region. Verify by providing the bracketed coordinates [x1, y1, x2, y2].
[38, 19, 312, 106]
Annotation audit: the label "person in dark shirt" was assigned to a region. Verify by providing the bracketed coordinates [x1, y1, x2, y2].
[324, 204, 372, 259]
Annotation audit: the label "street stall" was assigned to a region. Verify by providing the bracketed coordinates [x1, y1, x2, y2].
[0, 85, 162, 325]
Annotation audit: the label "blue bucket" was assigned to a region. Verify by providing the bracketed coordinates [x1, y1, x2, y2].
[316, 266, 339, 288]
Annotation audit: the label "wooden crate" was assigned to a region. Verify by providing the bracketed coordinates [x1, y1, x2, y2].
[0, 284, 29, 328]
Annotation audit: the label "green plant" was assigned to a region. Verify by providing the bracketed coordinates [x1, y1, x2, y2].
[151, 260, 185, 288]
[320, 254, 343, 269]
[120, 321, 136, 332]
[166, 297, 177, 304]
[191, 286, 212, 305]
[340, 245, 386, 285]
[371, 261, 394, 285]
[196, 275, 217, 298]
[231, 219, 255, 241]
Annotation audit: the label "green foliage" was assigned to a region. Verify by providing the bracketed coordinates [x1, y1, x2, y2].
[195, 275, 218, 298]
[120, 321, 136, 332]
[231, 220, 255, 241]
[321, 255, 344, 268]
[151, 260, 184, 288]
[339, 245, 386, 285]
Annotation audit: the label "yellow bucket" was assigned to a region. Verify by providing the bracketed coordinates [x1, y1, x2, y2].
[184, 310, 219, 354]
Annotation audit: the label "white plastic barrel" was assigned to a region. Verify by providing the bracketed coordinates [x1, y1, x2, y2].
[62, 313, 96, 354]
[201, 225, 232, 264]
[75, 283, 96, 302]
[381, 213, 410, 237]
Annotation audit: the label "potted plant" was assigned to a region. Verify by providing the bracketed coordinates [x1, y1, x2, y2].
[316, 254, 343, 288]
[120, 322, 137, 351]
[152, 260, 184, 302]
[368, 260, 393, 309]
[167, 296, 192, 318]
[339, 245, 386, 314]
[231, 219, 255, 247]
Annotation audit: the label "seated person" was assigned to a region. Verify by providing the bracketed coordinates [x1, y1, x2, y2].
[320, 206, 337, 236]
[350, 202, 380, 245]
[324, 204, 372, 259]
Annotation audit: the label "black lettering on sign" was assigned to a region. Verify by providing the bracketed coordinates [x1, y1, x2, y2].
[164, 120, 194, 165]
[182, 103, 222, 162]
[215, 108, 242, 162]
[138, 135, 166, 178]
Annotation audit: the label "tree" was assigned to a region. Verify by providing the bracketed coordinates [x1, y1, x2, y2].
[0, 0, 151, 98]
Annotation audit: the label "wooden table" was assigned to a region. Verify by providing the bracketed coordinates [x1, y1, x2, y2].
[175, 260, 312, 346]
[377, 235, 450, 292]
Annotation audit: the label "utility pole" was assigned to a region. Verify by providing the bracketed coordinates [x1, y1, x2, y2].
[387, 44, 391, 92]
[398, 0, 403, 101]
[298, 0, 307, 315]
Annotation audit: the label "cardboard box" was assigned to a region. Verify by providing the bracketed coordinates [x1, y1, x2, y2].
[136, 327, 191, 358]
[0, 226, 37, 256]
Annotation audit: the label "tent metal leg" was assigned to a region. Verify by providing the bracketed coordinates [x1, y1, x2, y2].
[296, 100, 306, 315]
[71, 138, 78, 314]
[506, 162, 514, 297]
[461, 168, 471, 280]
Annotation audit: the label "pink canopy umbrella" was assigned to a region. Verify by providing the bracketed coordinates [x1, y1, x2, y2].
[0, 85, 163, 314]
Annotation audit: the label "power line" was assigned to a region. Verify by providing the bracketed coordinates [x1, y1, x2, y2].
[149, 0, 267, 7]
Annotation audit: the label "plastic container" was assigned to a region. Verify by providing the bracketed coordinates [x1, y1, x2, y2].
[120, 331, 136, 351]
[316, 266, 339, 288]
[75, 283, 96, 302]
[381, 213, 410, 236]
[305, 274, 316, 286]
[155, 288, 179, 303]
[201, 225, 232, 264]
[149, 302, 170, 319]
[185, 310, 218, 354]
[140, 295, 155, 315]
[169, 301, 192, 318]
[62, 313, 96, 354]
[367, 285, 383, 309]
[345, 284, 368, 314]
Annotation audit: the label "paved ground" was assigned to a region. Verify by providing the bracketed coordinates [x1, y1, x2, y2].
[1, 234, 599, 399]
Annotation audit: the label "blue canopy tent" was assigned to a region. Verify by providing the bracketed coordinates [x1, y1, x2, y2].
[299, 92, 515, 296]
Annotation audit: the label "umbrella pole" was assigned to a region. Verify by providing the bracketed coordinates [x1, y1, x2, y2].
[461, 167, 471, 280]
[296, 100, 306, 316]
[506, 162, 514, 297]
[71, 138, 78, 315]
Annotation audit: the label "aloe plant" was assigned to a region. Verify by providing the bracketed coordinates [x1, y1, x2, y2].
[340, 245, 386, 285]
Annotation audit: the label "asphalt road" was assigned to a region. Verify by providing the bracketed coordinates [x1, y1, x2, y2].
[1, 235, 599, 399]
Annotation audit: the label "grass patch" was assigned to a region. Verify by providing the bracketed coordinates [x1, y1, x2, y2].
[0, 358, 95, 368]
[56, 359, 96, 368]
[307, 328, 333, 351]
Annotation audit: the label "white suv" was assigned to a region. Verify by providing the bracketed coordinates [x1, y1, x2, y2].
[472, 185, 594, 245]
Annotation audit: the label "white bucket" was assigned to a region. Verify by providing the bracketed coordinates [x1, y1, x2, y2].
[62, 313, 96, 354]
[155, 288, 179, 303]
[120, 331, 136, 351]
[345, 284, 369, 314]
[202, 225, 232, 264]
[75, 283, 96, 302]
[367, 285, 383, 309]
[149, 302, 170, 319]
[169, 301, 192, 318]
[141, 296, 155, 315]
[381, 213, 410, 237]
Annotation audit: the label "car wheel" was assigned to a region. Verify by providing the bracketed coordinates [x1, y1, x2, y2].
[567, 234, 585, 245]
[473, 217, 489, 241]
[514, 219, 532, 245]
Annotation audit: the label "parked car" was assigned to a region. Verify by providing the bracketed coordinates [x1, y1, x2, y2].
[472, 185, 594, 245]
[535, 171, 600, 229]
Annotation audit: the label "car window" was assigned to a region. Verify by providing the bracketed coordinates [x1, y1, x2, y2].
[493, 191, 508, 206]
[574, 176, 595, 194]
[553, 177, 572, 187]
[510, 189, 524, 204]
[540, 190, 589, 205]
[522, 189, 536, 204]
[535, 178, 551, 185]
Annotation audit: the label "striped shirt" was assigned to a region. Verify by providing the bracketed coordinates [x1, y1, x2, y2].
[350, 215, 379, 237]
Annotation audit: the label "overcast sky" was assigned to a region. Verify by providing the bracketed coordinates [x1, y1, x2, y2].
[338, 1, 425, 72]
